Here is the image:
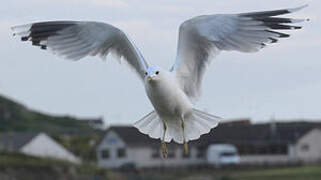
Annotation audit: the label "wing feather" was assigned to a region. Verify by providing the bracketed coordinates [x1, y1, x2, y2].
[172, 5, 308, 101]
[12, 21, 149, 80]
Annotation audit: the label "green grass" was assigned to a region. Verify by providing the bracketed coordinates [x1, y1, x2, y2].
[1, 151, 321, 180]
[136, 165, 321, 180]
[230, 165, 321, 180]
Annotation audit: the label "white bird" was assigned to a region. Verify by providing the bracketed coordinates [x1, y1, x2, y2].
[12, 5, 307, 157]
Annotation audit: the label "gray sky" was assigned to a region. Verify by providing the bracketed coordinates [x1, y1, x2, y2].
[1, 0, 320, 125]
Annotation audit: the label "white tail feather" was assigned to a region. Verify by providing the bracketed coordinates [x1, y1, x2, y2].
[133, 111, 171, 142]
[134, 109, 220, 144]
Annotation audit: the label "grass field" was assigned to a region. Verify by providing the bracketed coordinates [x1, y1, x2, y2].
[135, 164, 321, 180]
[229, 165, 321, 180]
[1, 151, 320, 180]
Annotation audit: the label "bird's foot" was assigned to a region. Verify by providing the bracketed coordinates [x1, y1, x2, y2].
[161, 141, 168, 158]
[184, 141, 189, 155]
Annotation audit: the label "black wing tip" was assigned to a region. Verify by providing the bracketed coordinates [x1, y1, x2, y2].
[268, 37, 278, 43]
[268, 24, 302, 30]
[16, 21, 77, 42]
[32, 41, 40, 46]
[15, 21, 78, 51]
[266, 30, 290, 38]
[21, 37, 29, 41]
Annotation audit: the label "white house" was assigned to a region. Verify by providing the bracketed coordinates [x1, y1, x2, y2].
[97, 121, 321, 168]
[0, 132, 81, 164]
[295, 128, 321, 163]
[96, 126, 203, 168]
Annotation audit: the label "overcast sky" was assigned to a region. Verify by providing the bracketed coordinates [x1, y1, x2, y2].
[1, 0, 320, 125]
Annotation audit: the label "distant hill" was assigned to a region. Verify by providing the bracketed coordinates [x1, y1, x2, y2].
[0, 95, 97, 134]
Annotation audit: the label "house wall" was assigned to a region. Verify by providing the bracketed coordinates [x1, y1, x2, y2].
[97, 131, 205, 168]
[20, 133, 80, 164]
[240, 144, 298, 165]
[295, 129, 321, 163]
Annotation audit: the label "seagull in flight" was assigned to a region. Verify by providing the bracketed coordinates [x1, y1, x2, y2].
[12, 5, 307, 157]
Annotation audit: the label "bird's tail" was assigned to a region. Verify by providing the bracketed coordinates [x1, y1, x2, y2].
[133, 109, 220, 144]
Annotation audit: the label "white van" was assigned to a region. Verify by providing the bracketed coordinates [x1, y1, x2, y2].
[206, 144, 240, 166]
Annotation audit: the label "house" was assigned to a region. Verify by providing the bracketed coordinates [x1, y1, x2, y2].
[96, 126, 202, 168]
[199, 120, 321, 165]
[96, 120, 321, 168]
[295, 128, 321, 163]
[0, 132, 81, 164]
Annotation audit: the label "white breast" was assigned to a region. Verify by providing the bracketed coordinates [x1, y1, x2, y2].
[145, 71, 193, 121]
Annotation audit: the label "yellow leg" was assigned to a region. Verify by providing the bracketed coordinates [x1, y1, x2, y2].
[181, 118, 189, 155]
[161, 122, 167, 158]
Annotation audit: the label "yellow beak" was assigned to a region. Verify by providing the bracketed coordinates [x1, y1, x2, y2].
[147, 77, 153, 82]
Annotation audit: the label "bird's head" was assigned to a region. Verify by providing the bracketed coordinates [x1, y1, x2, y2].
[144, 66, 162, 83]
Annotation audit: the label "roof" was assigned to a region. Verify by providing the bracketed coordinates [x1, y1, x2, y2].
[107, 126, 161, 147]
[198, 121, 321, 147]
[103, 121, 321, 148]
[0, 132, 39, 151]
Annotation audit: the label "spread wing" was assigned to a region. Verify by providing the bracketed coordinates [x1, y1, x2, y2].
[12, 21, 149, 80]
[171, 5, 308, 102]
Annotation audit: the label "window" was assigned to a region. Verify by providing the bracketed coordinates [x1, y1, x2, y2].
[101, 149, 110, 159]
[117, 148, 126, 158]
[301, 144, 309, 152]
[219, 152, 236, 158]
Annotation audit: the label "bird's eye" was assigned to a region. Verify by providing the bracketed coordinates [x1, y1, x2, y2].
[144, 72, 148, 76]
[155, 71, 159, 75]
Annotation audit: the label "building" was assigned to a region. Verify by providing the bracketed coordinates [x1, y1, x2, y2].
[295, 129, 321, 163]
[0, 132, 81, 164]
[199, 120, 321, 165]
[96, 120, 321, 168]
[96, 126, 202, 168]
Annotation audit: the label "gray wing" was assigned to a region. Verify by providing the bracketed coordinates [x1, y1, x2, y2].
[171, 5, 308, 102]
[12, 21, 149, 80]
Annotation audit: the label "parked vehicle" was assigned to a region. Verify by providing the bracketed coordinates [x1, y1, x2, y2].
[206, 144, 240, 166]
